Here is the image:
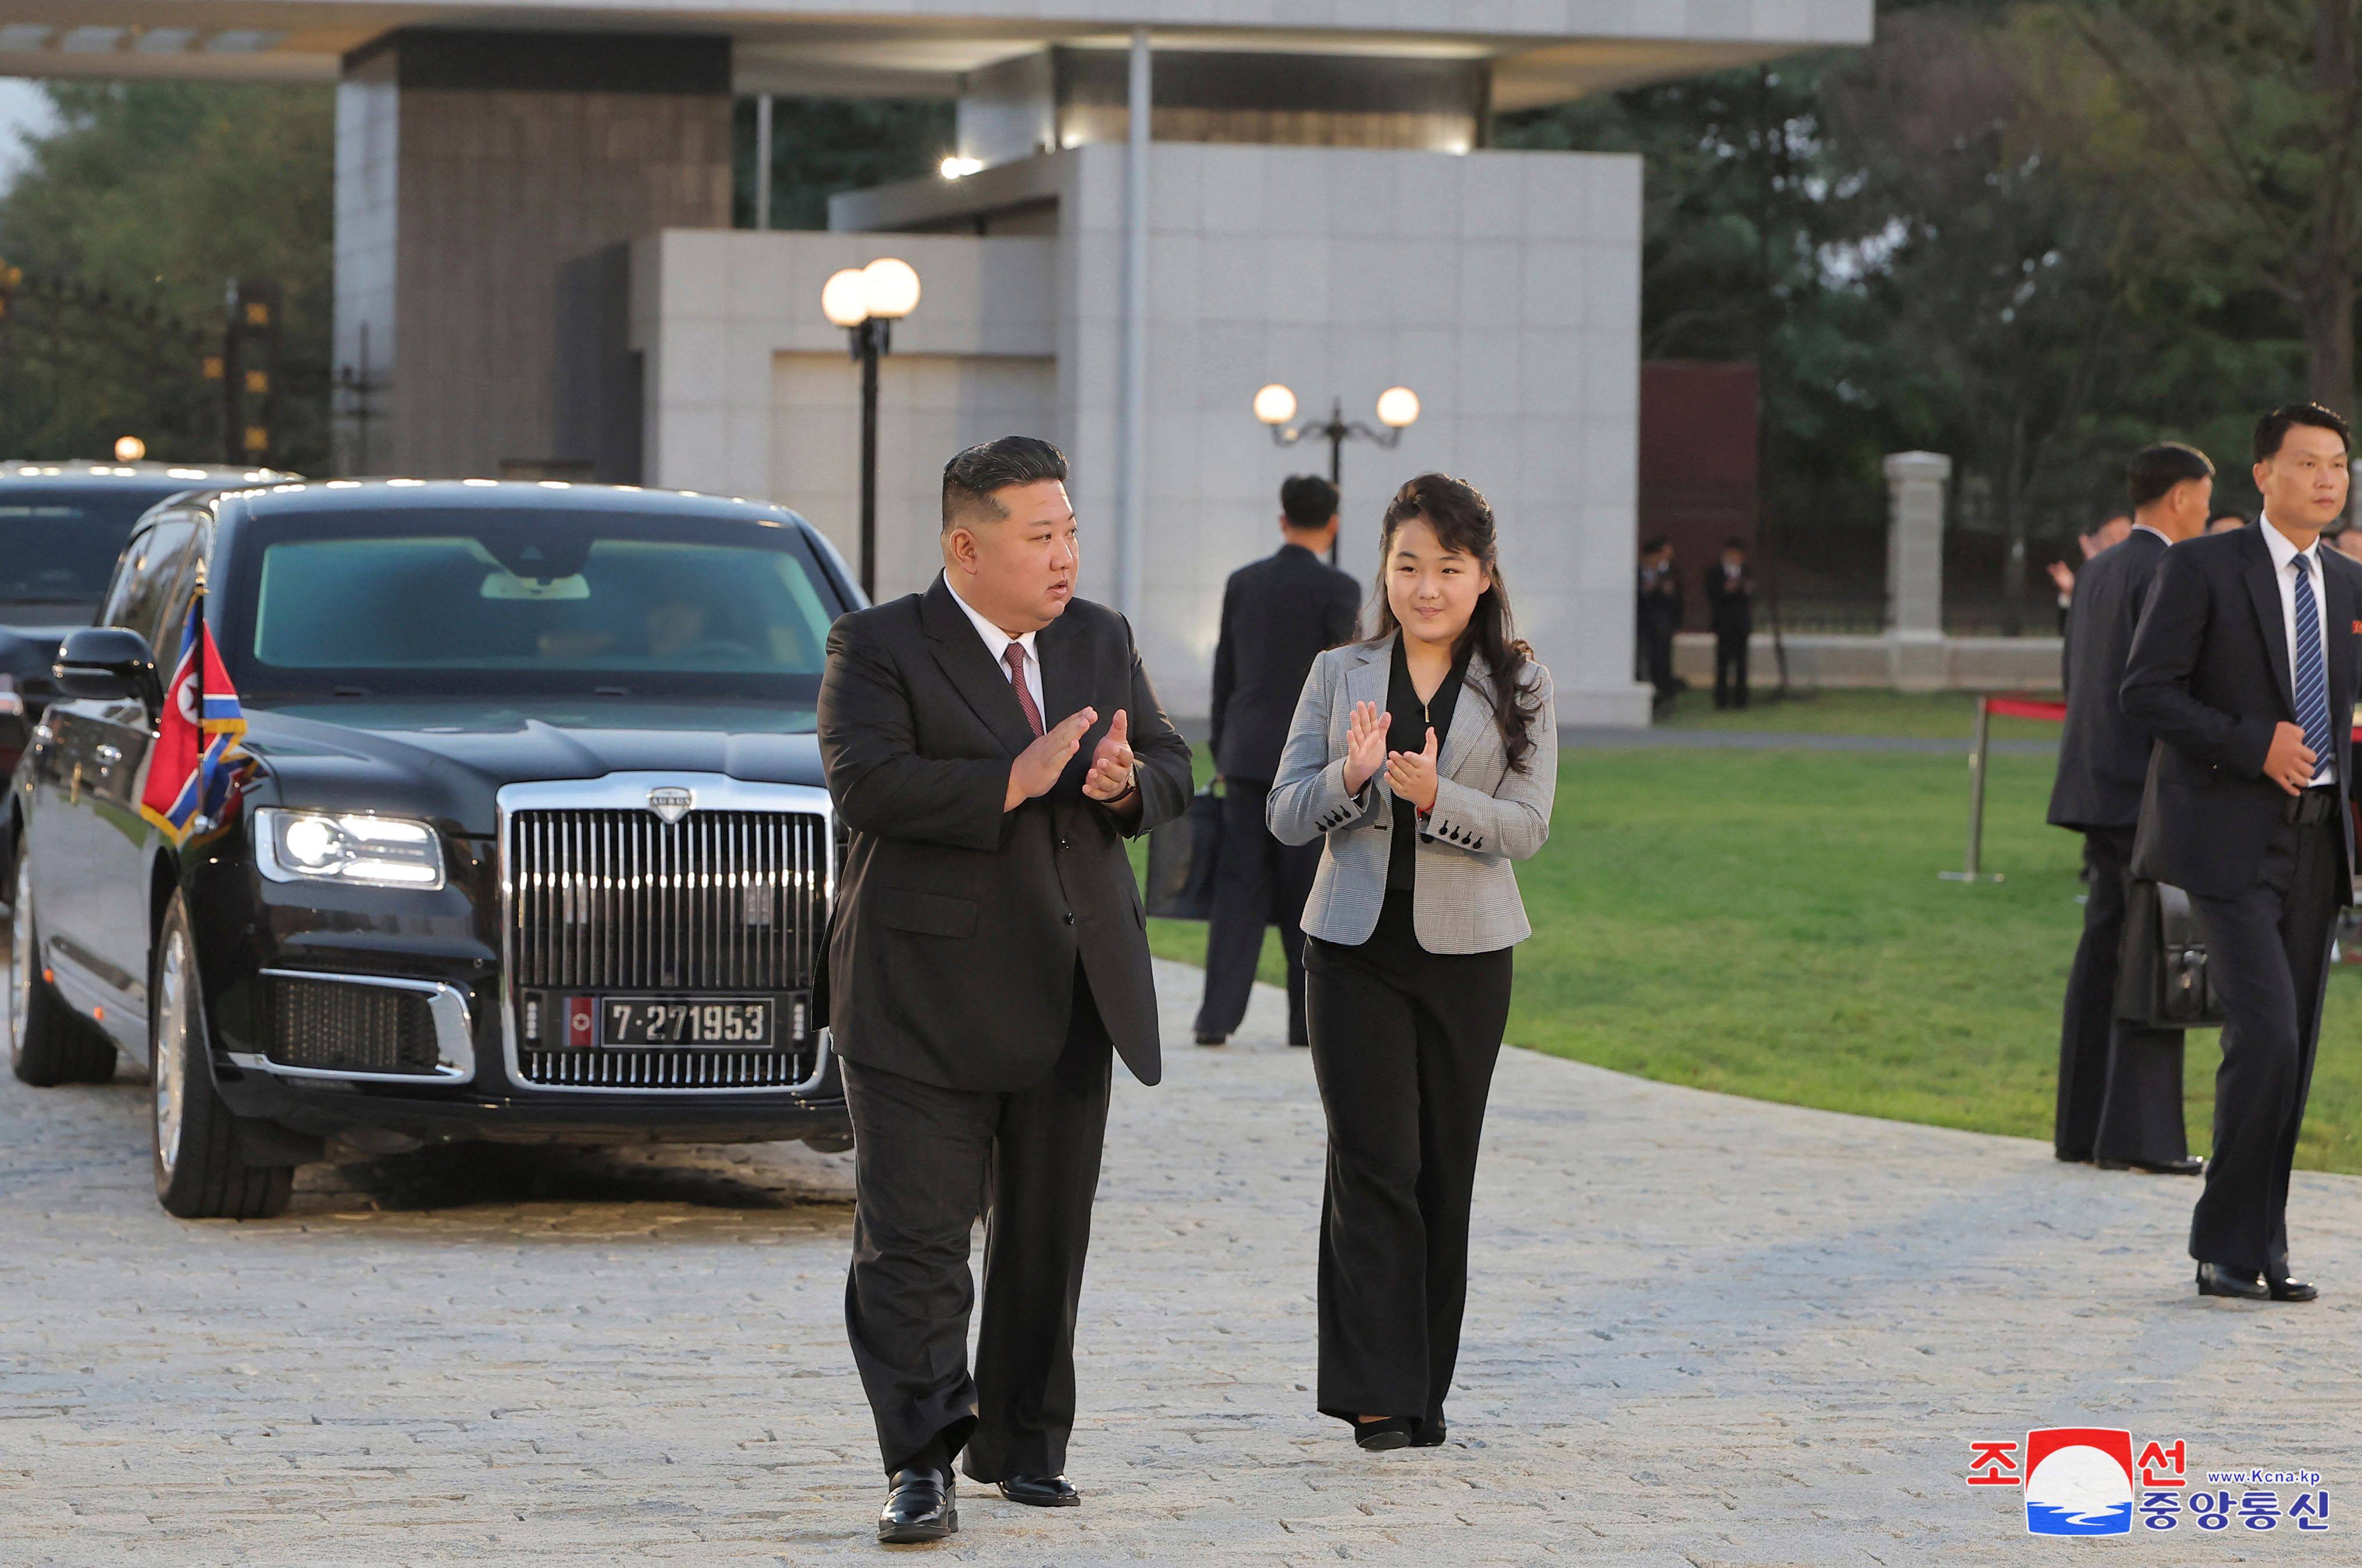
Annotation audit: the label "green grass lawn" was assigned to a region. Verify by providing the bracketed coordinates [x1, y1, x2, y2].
[1141, 742, 2362, 1177]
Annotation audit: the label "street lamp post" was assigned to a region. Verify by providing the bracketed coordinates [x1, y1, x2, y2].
[821, 257, 922, 599]
[1254, 384, 1422, 563]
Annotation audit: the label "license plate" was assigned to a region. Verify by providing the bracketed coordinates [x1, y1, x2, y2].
[595, 997, 775, 1047]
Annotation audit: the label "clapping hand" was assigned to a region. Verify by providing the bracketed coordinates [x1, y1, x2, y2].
[1006, 706, 1097, 811]
[1082, 709, 1138, 802]
[1342, 700, 1388, 795]
[1384, 726, 1440, 814]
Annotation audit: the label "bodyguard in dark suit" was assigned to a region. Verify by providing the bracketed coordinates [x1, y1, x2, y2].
[818, 437, 1192, 1540]
[2047, 444, 2214, 1176]
[1636, 538, 1682, 713]
[1195, 475, 1362, 1047]
[1701, 537, 1754, 710]
[2121, 403, 2359, 1303]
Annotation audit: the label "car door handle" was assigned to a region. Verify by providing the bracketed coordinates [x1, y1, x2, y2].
[94, 744, 122, 764]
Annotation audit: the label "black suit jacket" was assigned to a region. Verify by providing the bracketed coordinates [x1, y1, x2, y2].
[2121, 525, 2360, 902]
[1209, 543, 1360, 782]
[2049, 529, 2167, 832]
[1702, 563, 1753, 636]
[817, 576, 1192, 1090]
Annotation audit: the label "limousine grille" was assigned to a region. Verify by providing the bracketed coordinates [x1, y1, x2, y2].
[507, 808, 828, 993]
[515, 1046, 813, 1090]
[265, 976, 443, 1077]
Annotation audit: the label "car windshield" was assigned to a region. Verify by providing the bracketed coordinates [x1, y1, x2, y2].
[220, 507, 849, 704]
[0, 487, 175, 604]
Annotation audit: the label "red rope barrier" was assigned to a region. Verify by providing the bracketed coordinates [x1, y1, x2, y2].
[1983, 696, 2065, 722]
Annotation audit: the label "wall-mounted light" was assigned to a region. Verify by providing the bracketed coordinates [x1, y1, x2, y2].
[940, 156, 984, 180]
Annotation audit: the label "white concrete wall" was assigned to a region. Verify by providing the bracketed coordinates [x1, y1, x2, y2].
[1054, 141, 1652, 725]
[629, 228, 1058, 547]
[639, 144, 1652, 725]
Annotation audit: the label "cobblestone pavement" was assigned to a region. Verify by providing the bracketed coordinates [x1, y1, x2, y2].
[5, 957, 2360, 1566]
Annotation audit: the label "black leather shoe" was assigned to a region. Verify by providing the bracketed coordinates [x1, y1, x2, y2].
[2270, 1277, 2320, 1302]
[878, 1467, 957, 1544]
[2196, 1262, 2269, 1300]
[1353, 1417, 1415, 1452]
[2097, 1156, 2204, 1176]
[997, 1474, 1080, 1508]
[1195, 1032, 1227, 1047]
[1409, 1418, 1447, 1449]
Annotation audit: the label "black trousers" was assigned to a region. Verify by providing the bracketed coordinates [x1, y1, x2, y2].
[841, 968, 1113, 1480]
[1643, 622, 1679, 704]
[1305, 892, 1513, 1429]
[2054, 826, 2189, 1165]
[1195, 779, 1317, 1044]
[1712, 629, 1750, 708]
[2188, 812, 2339, 1280]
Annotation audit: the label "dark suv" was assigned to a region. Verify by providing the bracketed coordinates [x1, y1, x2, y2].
[0, 461, 287, 776]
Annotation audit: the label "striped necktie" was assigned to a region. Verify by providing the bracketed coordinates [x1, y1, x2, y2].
[2292, 553, 2335, 783]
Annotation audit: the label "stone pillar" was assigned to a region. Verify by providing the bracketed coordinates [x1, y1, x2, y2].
[333, 29, 732, 479]
[1883, 450, 1951, 690]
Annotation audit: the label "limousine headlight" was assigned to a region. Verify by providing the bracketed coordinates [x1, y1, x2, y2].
[255, 808, 446, 890]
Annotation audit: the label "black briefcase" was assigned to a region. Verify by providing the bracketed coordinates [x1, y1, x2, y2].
[2115, 880, 2228, 1029]
[1145, 785, 1223, 921]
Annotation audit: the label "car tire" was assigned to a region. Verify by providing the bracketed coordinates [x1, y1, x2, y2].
[151, 890, 291, 1220]
[8, 853, 117, 1087]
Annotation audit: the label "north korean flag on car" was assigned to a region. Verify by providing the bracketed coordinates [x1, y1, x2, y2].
[137, 584, 246, 844]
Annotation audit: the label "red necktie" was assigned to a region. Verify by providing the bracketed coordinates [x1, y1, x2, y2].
[1004, 644, 1045, 738]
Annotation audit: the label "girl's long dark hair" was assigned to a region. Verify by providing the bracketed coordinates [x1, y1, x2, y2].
[1367, 473, 1543, 775]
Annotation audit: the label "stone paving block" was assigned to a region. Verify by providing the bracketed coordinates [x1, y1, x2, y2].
[5, 957, 2360, 1564]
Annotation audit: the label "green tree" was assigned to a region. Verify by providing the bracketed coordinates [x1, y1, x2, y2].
[0, 81, 332, 470]
[736, 97, 955, 229]
[2012, 0, 2362, 416]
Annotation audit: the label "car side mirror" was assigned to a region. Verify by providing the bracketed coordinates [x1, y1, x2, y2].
[54, 627, 161, 711]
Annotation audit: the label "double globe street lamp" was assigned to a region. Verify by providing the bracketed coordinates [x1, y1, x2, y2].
[1254, 383, 1422, 562]
[821, 256, 923, 598]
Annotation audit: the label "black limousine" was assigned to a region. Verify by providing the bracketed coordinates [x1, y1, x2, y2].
[8, 479, 858, 1217]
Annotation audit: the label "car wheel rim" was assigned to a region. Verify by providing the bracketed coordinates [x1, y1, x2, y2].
[154, 928, 188, 1178]
[8, 859, 30, 1068]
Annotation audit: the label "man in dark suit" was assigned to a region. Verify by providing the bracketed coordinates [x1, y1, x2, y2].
[2048, 443, 2215, 1177]
[817, 436, 1192, 1541]
[1701, 536, 1754, 710]
[2121, 402, 2359, 1304]
[1194, 475, 1362, 1048]
[1637, 538, 1682, 714]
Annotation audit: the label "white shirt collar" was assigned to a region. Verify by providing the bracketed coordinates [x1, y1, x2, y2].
[2131, 522, 2172, 546]
[943, 573, 1039, 666]
[2260, 512, 2322, 576]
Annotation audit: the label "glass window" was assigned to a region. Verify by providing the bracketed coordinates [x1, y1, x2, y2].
[220, 507, 849, 704]
[104, 519, 198, 651]
[0, 487, 182, 607]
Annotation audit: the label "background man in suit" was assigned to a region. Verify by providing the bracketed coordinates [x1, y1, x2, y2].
[2047, 443, 2215, 1177]
[1195, 475, 1362, 1048]
[817, 436, 1192, 1541]
[2122, 402, 2359, 1304]
[1636, 538, 1682, 714]
[1701, 536, 1755, 710]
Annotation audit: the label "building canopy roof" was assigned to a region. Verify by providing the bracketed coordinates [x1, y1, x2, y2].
[0, 1, 1869, 110]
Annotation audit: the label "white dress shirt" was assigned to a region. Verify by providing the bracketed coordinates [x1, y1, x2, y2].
[944, 572, 1045, 719]
[2258, 514, 2336, 786]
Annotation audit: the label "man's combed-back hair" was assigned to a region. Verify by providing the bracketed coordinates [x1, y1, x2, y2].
[2126, 441, 2214, 509]
[2253, 402, 2352, 464]
[1280, 475, 1340, 532]
[942, 436, 1068, 533]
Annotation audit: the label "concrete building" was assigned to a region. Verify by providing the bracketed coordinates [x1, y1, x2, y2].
[3, 2, 1875, 724]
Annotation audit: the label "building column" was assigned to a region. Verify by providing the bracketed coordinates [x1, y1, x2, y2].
[333, 28, 733, 479]
[1884, 450, 1951, 690]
